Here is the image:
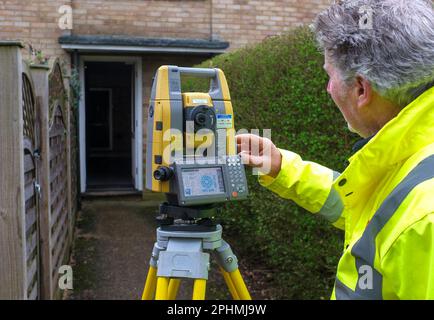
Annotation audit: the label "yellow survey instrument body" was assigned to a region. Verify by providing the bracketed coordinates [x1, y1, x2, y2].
[146, 65, 236, 193]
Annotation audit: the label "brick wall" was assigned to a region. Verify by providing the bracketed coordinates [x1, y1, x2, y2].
[212, 0, 332, 49]
[0, 0, 333, 58]
[0, 0, 71, 63]
[72, 0, 211, 40]
[71, 0, 332, 50]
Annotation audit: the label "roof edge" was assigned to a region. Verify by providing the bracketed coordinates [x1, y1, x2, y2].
[58, 35, 230, 50]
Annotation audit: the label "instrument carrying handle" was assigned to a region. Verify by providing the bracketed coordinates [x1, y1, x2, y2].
[177, 67, 217, 79]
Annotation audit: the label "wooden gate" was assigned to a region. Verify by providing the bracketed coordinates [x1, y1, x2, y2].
[0, 42, 78, 299]
[22, 69, 41, 300]
[48, 63, 71, 291]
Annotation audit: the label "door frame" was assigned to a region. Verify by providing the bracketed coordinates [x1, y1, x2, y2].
[78, 55, 143, 192]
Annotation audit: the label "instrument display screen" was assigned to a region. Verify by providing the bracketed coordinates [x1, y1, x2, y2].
[181, 167, 225, 197]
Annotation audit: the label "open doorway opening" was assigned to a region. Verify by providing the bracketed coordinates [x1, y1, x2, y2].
[84, 61, 134, 191]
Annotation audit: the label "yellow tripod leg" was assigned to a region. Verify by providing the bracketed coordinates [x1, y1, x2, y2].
[192, 279, 207, 300]
[142, 266, 158, 300]
[219, 267, 240, 300]
[167, 278, 181, 300]
[229, 269, 252, 300]
[156, 277, 170, 300]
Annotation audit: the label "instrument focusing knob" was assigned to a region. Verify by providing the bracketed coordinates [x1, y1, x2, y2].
[153, 166, 173, 181]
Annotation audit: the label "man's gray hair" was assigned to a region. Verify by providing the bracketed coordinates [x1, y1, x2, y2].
[313, 0, 434, 108]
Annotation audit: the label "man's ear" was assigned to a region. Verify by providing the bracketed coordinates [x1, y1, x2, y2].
[355, 75, 373, 108]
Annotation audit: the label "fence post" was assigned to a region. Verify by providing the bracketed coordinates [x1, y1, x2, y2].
[0, 41, 27, 299]
[30, 64, 53, 299]
[63, 71, 74, 246]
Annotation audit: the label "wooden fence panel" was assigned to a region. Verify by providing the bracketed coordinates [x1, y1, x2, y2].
[48, 62, 72, 299]
[30, 64, 53, 299]
[0, 42, 27, 300]
[22, 68, 41, 300]
[1, 44, 77, 300]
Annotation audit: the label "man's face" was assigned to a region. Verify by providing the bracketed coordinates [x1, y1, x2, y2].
[324, 55, 364, 136]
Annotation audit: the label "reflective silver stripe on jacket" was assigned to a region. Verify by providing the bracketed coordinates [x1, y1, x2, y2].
[319, 171, 344, 223]
[335, 155, 434, 300]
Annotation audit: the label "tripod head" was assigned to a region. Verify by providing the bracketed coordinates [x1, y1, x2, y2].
[145, 66, 249, 231]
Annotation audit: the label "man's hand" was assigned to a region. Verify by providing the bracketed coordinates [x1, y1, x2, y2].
[236, 134, 282, 178]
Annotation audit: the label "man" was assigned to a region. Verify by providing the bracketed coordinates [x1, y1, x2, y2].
[237, 0, 434, 299]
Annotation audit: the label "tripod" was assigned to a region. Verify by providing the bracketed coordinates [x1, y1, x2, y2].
[141, 204, 252, 300]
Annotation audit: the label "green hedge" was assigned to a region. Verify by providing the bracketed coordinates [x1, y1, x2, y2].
[183, 27, 358, 299]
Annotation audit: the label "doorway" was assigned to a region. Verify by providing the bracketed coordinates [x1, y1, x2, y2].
[79, 57, 143, 192]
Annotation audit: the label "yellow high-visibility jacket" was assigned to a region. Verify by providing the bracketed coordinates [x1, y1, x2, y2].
[259, 86, 434, 299]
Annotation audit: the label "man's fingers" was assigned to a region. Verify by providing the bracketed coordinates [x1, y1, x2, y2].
[236, 134, 266, 153]
[236, 133, 263, 146]
[239, 151, 264, 168]
[235, 133, 253, 144]
[236, 143, 249, 153]
[237, 134, 253, 154]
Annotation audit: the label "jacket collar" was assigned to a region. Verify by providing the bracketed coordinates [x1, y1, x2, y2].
[338, 86, 434, 204]
[352, 135, 374, 154]
[349, 86, 434, 172]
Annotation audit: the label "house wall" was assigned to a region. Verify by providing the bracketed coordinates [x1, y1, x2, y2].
[0, 0, 72, 63]
[71, 0, 332, 50]
[0, 0, 332, 59]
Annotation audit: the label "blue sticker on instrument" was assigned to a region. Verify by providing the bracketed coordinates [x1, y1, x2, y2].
[216, 114, 233, 129]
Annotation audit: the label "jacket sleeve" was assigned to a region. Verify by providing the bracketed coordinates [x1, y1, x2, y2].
[381, 213, 434, 300]
[258, 149, 345, 230]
